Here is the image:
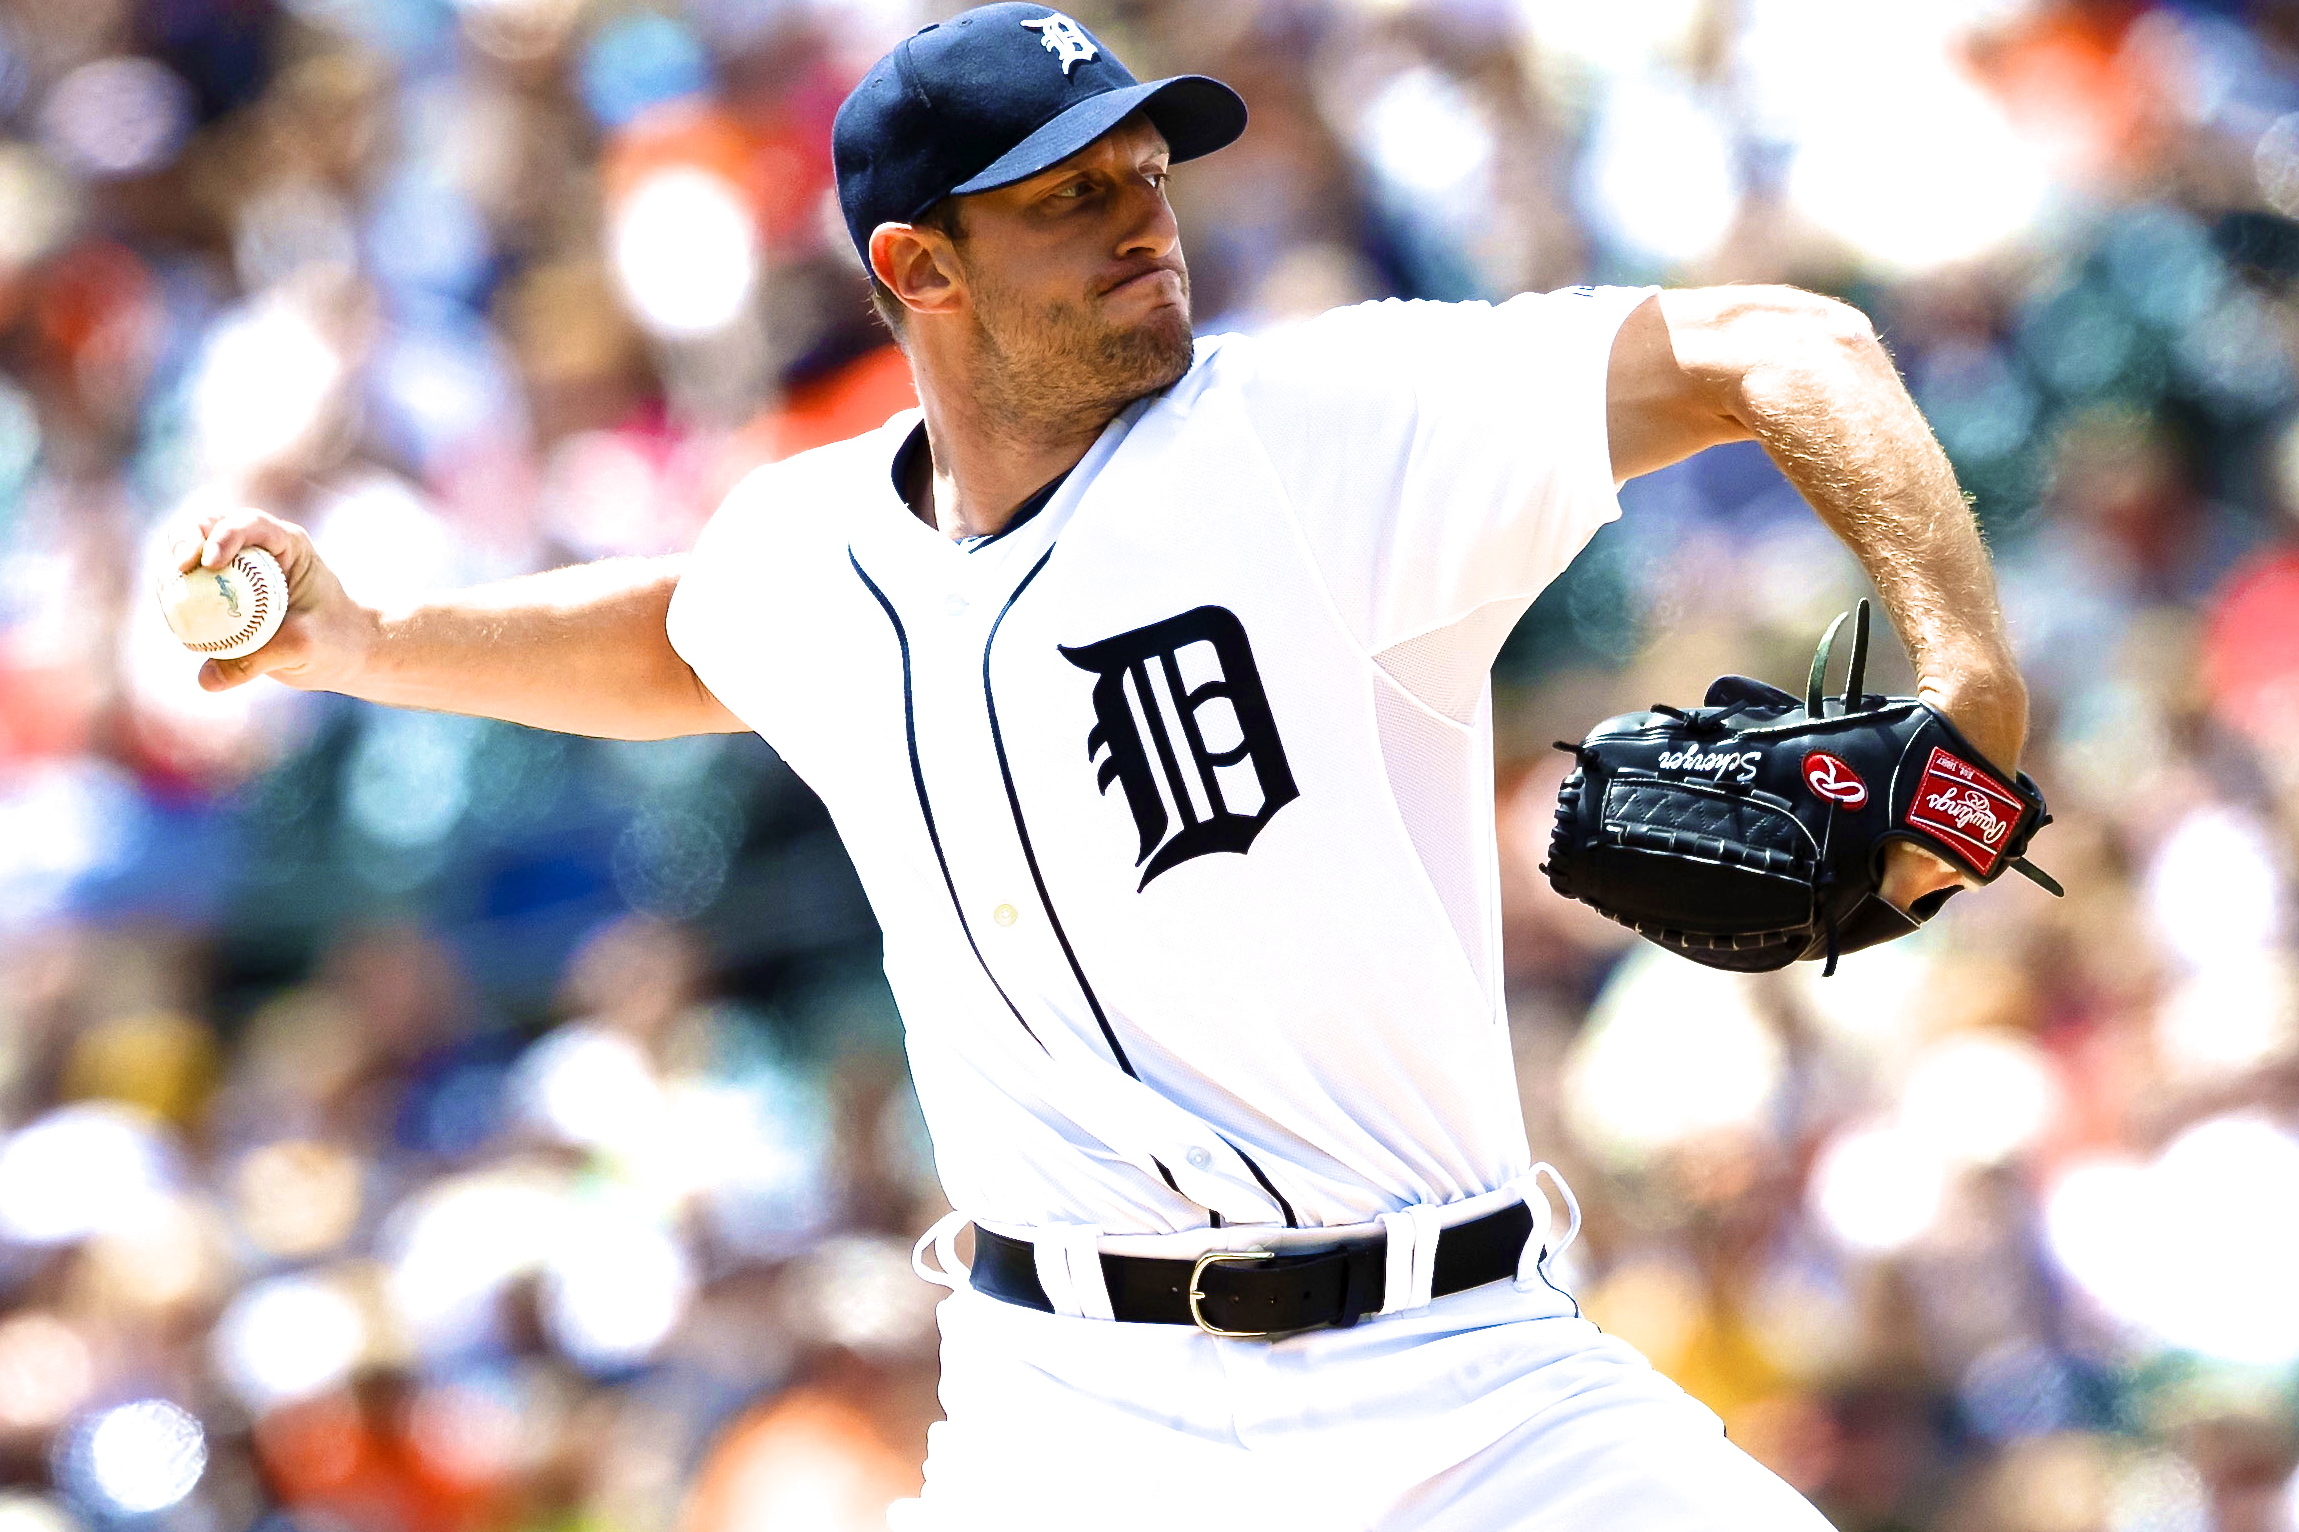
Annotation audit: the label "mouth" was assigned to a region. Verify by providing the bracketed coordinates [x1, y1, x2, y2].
[1097, 264, 1182, 302]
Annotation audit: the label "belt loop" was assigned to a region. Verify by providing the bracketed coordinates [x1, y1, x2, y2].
[1030, 1225, 1114, 1321]
[1510, 1163, 1582, 1289]
[1376, 1204, 1447, 1315]
[912, 1210, 971, 1292]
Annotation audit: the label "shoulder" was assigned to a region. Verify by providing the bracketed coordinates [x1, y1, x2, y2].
[1191, 288, 1652, 409]
[1257, 287, 1654, 358]
[671, 413, 910, 658]
[688, 412, 914, 564]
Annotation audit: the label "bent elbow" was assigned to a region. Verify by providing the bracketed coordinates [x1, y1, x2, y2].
[1672, 285, 1888, 391]
[1808, 294, 1886, 369]
[1708, 288, 1893, 421]
[1744, 286, 1882, 364]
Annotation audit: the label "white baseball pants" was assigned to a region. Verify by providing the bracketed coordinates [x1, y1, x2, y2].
[890, 1268, 1834, 1532]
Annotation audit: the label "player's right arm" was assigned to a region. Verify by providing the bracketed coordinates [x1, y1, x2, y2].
[176, 508, 746, 740]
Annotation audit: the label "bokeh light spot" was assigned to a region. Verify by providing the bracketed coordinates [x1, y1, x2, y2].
[213, 1273, 369, 1410]
[0, 1316, 92, 1432]
[0, 1104, 177, 1246]
[1564, 950, 1783, 1169]
[38, 58, 193, 179]
[1809, 1123, 1950, 1255]
[609, 169, 759, 339]
[63, 1400, 205, 1516]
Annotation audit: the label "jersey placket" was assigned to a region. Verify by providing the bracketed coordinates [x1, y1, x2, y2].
[982, 546, 1305, 1226]
[848, 451, 1296, 1228]
[914, 565, 1045, 1001]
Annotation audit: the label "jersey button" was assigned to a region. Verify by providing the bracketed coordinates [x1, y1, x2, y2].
[992, 903, 1018, 927]
[944, 594, 968, 616]
[1185, 1147, 1213, 1170]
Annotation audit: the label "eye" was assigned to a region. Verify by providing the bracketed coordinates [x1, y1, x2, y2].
[1051, 178, 1094, 200]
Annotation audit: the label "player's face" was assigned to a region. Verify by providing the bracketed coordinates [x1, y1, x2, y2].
[947, 117, 1195, 413]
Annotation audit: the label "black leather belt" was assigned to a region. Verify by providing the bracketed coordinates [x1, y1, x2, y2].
[970, 1200, 1535, 1339]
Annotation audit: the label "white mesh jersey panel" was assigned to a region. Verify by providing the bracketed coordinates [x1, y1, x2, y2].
[1374, 602, 1530, 724]
[1368, 598, 1531, 1011]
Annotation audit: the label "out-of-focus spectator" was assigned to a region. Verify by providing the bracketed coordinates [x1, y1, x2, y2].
[2, 2, 2298, 1529]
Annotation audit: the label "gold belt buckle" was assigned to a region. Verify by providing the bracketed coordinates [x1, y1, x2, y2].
[1187, 1249, 1278, 1338]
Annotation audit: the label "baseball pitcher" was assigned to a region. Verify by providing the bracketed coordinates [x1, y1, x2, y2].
[173, 7, 2032, 1528]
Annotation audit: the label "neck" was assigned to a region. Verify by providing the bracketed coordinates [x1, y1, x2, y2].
[902, 341, 1128, 541]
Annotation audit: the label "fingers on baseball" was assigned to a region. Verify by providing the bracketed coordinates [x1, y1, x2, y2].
[194, 508, 305, 574]
[196, 617, 306, 691]
[166, 511, 233, 572]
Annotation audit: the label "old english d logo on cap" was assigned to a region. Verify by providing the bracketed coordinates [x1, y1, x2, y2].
[1021, 13, 1098, 74]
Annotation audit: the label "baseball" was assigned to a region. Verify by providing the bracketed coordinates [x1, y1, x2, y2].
[157, 545, 287, 661]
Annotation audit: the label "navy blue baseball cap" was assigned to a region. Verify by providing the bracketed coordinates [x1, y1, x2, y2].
[832, 4, 1247, 269]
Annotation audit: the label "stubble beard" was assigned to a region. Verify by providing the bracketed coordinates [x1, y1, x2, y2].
[965, 262, 1197, 438]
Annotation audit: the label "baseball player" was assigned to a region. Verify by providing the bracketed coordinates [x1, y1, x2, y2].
[176, 6, 2029, 1528]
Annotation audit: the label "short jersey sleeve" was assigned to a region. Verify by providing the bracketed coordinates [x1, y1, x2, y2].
[665, 469, 770, 720]
[1229, 285, 1654, 653]
[667, 416, 918, 731]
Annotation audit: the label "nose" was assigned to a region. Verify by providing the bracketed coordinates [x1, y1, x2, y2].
[1114, 173, 1178, 261]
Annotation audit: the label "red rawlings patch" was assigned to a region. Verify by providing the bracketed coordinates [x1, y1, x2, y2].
[1904, 746, 2022, 875]
[1803, 752, 1869, 809]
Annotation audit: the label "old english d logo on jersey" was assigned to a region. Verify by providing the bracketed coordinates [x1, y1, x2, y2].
[1060, 606, 1299, 889]
[1020, 13, 1097, 73]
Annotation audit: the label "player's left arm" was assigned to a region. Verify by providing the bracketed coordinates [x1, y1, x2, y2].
[1601, 286, 2030, 911]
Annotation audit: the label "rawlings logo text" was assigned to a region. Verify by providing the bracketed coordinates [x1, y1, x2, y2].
[1903, 746, 2023, 876]
[1921, 786, 2007, 845]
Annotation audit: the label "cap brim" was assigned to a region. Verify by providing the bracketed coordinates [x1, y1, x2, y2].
[947, 75, 1246, 199]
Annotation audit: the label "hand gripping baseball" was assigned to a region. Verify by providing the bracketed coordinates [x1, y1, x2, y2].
[163, 508, 375, 694]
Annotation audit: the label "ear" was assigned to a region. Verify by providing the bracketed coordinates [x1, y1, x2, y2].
[869, 222, 964, 321]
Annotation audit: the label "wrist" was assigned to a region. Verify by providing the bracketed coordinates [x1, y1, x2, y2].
[328, 601, 391, 696]
[1914, 656, 2029, 772]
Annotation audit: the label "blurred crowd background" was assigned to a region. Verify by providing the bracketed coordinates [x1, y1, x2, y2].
[2, 0, 2299, 1528]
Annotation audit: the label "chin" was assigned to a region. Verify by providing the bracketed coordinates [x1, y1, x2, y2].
[978, 283, 1196, 413]
[1109, 305, 1196, 388]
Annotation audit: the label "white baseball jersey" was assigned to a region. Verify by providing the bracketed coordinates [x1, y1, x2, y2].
[669, 285, 1653, 1239]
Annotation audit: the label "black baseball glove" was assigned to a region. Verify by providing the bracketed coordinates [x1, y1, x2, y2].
[1543, 601, 2059, 975]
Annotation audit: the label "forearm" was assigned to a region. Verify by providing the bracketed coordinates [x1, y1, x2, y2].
[1687, 292, 2026, 769]
[176, 501, 747, 740]
[1752, 339, 2012, 688]
[352, 557, 741, 740]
